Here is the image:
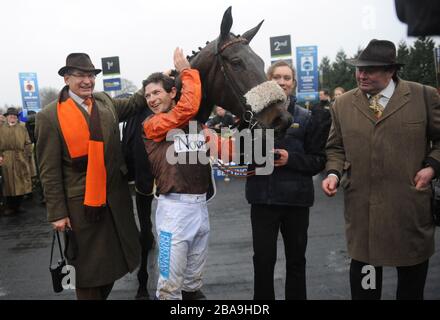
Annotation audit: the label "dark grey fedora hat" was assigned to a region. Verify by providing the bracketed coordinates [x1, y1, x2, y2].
[347, 39, 405, 67]
[58, 53, 102, 76]
[4, 107, 19, 117]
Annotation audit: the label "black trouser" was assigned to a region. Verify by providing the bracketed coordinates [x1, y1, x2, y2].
[251, 204, 309, 300]
[350, 259, 429, 300]
[136, 192, 155, 288]
[76, 282, 114, 300]
[6, 195, 24, 212]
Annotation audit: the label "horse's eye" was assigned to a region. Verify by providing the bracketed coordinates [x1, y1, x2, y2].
[230, 58, 244, 70]
[230, 58, 242, 66]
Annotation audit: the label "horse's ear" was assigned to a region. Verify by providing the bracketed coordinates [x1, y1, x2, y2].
[220, 6, 233, 40]
[242, 20, 264, 43]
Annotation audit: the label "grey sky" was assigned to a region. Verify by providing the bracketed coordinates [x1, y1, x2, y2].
[0, 0, 437, 106]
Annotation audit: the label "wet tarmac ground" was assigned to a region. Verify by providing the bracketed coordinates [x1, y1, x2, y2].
[0, 177, 439, 300]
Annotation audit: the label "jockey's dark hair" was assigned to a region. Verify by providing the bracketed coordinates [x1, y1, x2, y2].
[142, 72, 175, 94]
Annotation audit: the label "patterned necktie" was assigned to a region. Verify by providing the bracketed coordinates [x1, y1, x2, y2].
[369, 94, 384, 119]
[84, 97, 93, 115]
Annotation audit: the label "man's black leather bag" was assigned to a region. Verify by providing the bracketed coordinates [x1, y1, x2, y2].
[49, 230, 67, 293]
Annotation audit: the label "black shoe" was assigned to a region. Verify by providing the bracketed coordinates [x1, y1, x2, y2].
[14, 208, 26, 214]
[2, 208, 15, 216]
[135, 286, 150, 300]
[182, 290, 206, 300]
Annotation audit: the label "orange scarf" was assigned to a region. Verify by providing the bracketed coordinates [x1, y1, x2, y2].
[57, 86, 106, 221]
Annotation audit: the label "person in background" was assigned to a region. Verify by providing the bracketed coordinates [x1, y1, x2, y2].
[314, 89, 332, 112]
[0, 107, 33, 215]
[206, 105, 235, 131]
[120, 92, 156, 300]
[333, 87, 345, 99]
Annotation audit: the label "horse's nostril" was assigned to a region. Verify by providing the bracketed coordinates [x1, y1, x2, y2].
[286, 113, 293, 126]
[272, 117, 282, 129]
[278, 115, 292, 130]
[274, 115, 293, 139]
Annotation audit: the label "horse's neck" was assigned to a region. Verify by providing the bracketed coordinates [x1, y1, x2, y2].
[195, 92, 215, 123]
[190, 51, 218, 122]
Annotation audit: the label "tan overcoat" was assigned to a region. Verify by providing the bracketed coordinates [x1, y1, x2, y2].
[326, 79, 440, 266]
[0, 123, 33, 196]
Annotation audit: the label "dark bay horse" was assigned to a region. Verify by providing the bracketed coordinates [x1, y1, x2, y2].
[134, 7, 292, 299]
[188, 7, 292, 138]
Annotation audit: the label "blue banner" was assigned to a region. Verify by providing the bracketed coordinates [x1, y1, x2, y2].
[296, 46, 318, 103]
[103, 77, 122, 92]
[18, 72, 41, 112]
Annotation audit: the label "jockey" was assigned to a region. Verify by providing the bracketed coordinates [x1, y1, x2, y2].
[142, 48, 232, 300]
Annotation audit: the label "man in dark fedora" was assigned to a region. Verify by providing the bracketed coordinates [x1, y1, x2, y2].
[322, 39, 440, 299]
[35, 53, 148, 299]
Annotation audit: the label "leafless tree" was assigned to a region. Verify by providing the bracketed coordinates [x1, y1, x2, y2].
[114, 78, 138, 96]
[39, 87, 58, 108]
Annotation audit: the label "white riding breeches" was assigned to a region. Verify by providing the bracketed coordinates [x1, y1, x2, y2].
[155, 193, 210, 300]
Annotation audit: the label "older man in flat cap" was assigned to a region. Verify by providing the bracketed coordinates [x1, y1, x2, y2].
[322, 39, 440, 300]
[35, 53, 148, 299]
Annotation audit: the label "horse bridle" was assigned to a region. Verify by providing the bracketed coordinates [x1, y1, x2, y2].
[213, 37, 264, 131]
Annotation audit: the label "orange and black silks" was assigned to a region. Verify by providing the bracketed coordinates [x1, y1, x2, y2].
[57, 86, 106, 221]
[143, 69, 234, 161]
[143, 69, 202, 142]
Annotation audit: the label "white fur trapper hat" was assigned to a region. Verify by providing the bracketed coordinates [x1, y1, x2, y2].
[244, 81, 287, 113]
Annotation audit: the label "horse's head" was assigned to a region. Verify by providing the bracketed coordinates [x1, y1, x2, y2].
[189, 7, 292, 139]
